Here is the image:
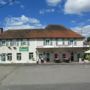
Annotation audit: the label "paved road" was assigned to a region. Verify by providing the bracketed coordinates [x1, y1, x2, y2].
[0, 64, 90, 90]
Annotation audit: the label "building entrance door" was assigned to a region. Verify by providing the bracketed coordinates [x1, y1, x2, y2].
[77, 53, 80, 62]
[46, 53, 50, 62]
[71, 52, 74, 62]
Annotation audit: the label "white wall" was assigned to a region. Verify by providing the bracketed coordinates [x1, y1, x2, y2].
[37, 39, 84, 48]
[0, 38, 85, 63]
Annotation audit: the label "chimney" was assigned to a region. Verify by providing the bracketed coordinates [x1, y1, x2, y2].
[0, 28, 3, 34]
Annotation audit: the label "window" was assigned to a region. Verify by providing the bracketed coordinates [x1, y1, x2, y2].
[74, 40, 77, 45]
[44, 39, 52, 45]
[56, 39, 63, 45]
[29, 53, 33, 60]
[10, 40, 17, 46]
[21, 39, 27, 46]
[16, 40, 19, 46]
[54, 53, 58, 58]
[0, 41, 2, 46]
[17, 53, 21, 60]
[2, 40, 6, 46]
[1, 53, 6, 61]
[6, 40, 9, 46]
[27, 40, 30, 46]
[62, 53, 66, 58]
[7, 53, 12, 61]
[62, 39, 65, 45]
[68, 39, 73, 45]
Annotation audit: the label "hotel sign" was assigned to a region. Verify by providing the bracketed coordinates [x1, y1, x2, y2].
[19, 47, 29, 52]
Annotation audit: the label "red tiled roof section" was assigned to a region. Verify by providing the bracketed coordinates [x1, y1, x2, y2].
[0, 25, 84, 39]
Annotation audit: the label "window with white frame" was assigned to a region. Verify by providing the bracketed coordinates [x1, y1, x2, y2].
[29, 53, 33, 60]
[6, 40, 9, 46]
[21, 39, 27, 46]
[44, 39, 52, 45]
[74, 40, 77, 45]
[1, 53, 6, 61]
[1, 40, 6, 46]
[27, 39, 30, 46]
[0, 41, 2, 46]
[68, 39, 73, 45]
[16, 40, 19, 46]
[10, 40, 17, 46]
[17, 53, 21, 60]
[7, 53, 12, 61]
[62, 39, 65, 45]
[56, 39, 63, 45]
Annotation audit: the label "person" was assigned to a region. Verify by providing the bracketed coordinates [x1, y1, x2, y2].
[41, 57, 44, 63]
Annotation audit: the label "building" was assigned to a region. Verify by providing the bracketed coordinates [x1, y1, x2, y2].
[0, 25, 88, 64]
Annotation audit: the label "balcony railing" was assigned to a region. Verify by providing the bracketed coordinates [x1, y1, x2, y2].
[37, 44, 89, 48]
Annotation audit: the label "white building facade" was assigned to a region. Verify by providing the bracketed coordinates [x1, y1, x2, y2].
[0, 25, 88, 64]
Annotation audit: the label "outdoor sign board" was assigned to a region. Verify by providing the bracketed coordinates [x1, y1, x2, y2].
[19, 47, 29, 52]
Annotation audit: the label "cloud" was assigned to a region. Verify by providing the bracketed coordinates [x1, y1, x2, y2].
[39, 8, 55, 14]
[0, 0, 6, 5]
[64, 0, 90, 14]
[46, 0, 61, 6]
[0, 0, 15, 6]
[0, 0, 25, 9]
[3, 15, 44, 30]
[20, 4, 25, 9]
[72, 25, 90, 37]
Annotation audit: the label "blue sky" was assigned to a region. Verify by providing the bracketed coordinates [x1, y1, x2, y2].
[0, 0, 90, 37]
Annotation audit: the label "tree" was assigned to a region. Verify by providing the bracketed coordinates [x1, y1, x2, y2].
[87, 37, 90, 42]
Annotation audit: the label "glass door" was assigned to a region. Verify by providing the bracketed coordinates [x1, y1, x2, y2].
[71, 52, 74, 62]
[46, 53, 50, 62]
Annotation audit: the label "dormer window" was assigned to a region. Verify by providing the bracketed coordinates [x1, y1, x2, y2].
[2, 40, 6, 46]
[56, 39, 63, 45]
[44, 39, 52, 45]
[68, 39, 73, 45]
[21, 39, 27, 46]
[10, 40, 16, 46]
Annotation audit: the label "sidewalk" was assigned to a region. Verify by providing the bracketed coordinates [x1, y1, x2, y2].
[0, 62, 90, 66]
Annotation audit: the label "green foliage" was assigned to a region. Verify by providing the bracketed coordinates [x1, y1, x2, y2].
[87, 37, 90, 42]
[86, 54, 90, 61]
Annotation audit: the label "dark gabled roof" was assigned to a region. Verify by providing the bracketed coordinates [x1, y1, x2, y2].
[0, 25, 84, 39]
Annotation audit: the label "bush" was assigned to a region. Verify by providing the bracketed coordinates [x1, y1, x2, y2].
[86, 54, 90, 61]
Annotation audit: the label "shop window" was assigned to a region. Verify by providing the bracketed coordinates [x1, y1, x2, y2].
[54, 53, 58, 58]
[62, 53, 66, 58]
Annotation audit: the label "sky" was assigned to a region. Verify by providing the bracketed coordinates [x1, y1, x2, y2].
[0, 0, 90, 37]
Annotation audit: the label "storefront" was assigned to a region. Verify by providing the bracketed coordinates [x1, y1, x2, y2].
[36, 47, 84, 63]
